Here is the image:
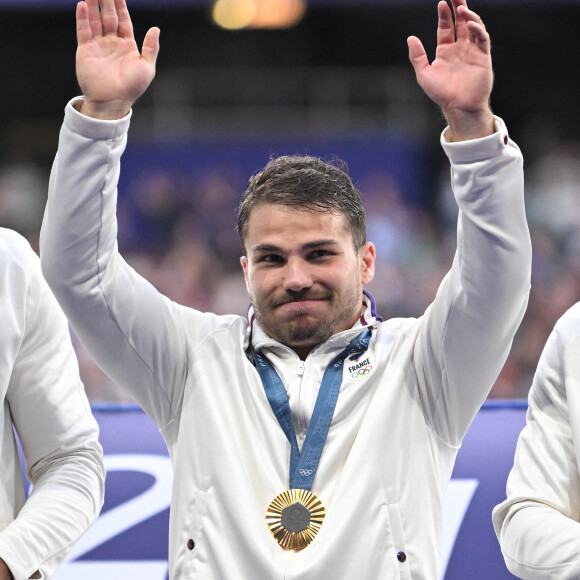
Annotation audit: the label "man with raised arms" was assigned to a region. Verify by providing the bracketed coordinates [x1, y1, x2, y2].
[40, 0, 530, 577]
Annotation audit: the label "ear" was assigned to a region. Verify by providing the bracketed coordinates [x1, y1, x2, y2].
[359, 242, 376, 285]
[240, 256, 251, 294]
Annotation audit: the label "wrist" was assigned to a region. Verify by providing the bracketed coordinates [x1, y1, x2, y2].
[443, 106, 495, 142]
[75, 98, 132, 120]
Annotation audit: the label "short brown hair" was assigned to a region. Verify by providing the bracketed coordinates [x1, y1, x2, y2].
[237, 155, 366, 253]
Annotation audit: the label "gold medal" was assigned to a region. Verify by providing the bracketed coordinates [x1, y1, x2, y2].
[266, 489, 326, 550]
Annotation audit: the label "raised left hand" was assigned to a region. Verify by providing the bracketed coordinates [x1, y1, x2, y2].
[408, 0, 494, 140]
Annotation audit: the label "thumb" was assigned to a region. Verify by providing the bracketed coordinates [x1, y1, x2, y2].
[142, 27, 160, 66]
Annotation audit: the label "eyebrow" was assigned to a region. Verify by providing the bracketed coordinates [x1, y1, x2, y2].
[250, 239, 340, 254]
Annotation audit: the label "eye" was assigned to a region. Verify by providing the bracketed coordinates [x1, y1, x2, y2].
[259, 254, 284, 264]
[309, 249, 335, 260]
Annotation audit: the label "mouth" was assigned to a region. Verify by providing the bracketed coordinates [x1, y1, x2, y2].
[272, 294, 330, 308]
[278, 299, 324, 309]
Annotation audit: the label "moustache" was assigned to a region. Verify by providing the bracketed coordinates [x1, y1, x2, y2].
[268, 291, 332, 308]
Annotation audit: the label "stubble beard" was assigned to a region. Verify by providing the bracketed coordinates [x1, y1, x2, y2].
[268, 312, 337, 350]
[253, 287, 363, 352]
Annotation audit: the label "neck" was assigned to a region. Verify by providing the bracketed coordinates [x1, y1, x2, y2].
[293, 346, 313, 360]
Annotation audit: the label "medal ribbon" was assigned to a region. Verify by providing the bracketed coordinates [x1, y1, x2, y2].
[253, 328, 372, 491]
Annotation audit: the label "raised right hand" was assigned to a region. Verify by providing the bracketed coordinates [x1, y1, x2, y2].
[76, 0, 160, 119]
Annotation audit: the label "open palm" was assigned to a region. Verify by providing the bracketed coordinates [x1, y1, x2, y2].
[408, 1, 492, 128]
[419, 31, 492, 113]
[76, 0, 159, 119]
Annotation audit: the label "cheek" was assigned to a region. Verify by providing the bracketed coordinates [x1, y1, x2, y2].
[334, 260, 360, 287]
[245, 271, 271, 301]
[241, 266, 252, 295]
[244, 273, 257, 299]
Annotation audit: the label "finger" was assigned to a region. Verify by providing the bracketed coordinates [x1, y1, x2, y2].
[450, 0, 469, 40]
[115, 0, 134, 39]
[457, 5, 489, 47]
[100, 0, 119, 36]
[466, 21, 490, 51]
[436, 1, 455, 46]
[457, 4, 484, 24]
[141, 27, 161, 66]
[85, 0, 103, 38]
[76, 2, 93, 45]
[407, 36, 430, 76]
[457, 5, 485, 30]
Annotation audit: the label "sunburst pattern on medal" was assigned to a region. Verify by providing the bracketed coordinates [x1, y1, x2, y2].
[266, 489, 326, 550]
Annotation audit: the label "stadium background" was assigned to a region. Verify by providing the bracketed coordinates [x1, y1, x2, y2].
[2, 0, 579, 403]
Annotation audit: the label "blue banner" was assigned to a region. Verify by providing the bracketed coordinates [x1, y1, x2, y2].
[42, 403, 526, 579]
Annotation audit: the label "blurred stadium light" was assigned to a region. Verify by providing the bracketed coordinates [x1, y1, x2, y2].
[212, 0, 307, 29]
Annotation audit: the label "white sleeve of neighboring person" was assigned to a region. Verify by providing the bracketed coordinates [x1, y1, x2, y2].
[492, 302, 580, 579]
[0, 228, 104, 580]
[414, 117, 532, 447]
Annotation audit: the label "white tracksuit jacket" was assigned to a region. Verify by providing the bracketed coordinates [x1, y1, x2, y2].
[40, 100, 531, 579]
[0, 228, 104, 579]
[494, 302, 580, 579]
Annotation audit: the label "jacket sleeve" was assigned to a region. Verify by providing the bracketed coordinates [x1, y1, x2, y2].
[415, 117, 531, 445]
[492, 305, 580, 579]
[40, 100, 211, 429]
[0, 232, 104, 580]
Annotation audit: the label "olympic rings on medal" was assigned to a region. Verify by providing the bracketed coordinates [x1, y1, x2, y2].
[299, 469, 314, 477]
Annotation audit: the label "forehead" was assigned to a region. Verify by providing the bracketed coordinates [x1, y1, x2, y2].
[246, 204, 351, 248]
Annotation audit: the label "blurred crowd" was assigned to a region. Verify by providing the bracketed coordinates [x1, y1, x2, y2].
[1, 135, 579, 404]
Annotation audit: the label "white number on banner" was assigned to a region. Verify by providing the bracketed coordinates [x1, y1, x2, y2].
[53, 454, 173, 580]
[53, 458, 474, 579]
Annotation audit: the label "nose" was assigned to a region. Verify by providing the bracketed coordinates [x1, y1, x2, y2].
[283, 257, 313, 292]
